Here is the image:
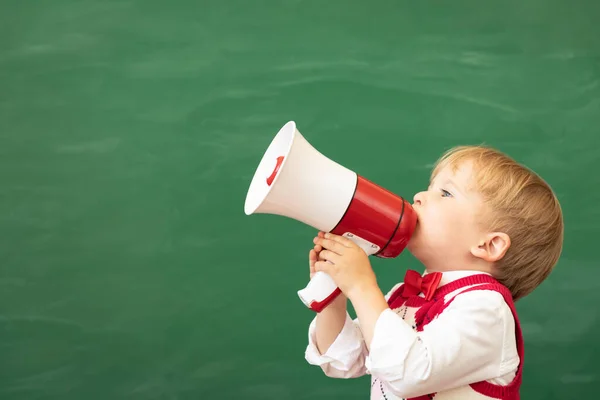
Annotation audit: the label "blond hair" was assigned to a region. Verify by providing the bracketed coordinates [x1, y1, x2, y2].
[431, 145, 564, 300]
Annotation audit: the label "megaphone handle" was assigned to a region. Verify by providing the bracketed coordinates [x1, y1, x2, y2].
[297, 271, 342, 312]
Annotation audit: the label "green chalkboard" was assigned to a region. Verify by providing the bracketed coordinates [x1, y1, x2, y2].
[1, 0, 598, 399]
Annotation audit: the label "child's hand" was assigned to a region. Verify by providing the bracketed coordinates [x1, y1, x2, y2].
[313, 232, 378, 299]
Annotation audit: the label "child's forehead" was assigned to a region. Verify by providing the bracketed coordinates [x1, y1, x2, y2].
[432, 159, 475, 180]
[431, 159, 481, 191]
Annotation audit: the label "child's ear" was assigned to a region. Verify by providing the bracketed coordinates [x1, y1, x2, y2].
[470, 232, 511, 262]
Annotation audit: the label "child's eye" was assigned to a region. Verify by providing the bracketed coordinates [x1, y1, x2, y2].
[441, 189, 453, 197]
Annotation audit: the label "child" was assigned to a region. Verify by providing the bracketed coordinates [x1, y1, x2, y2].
[304, 146, 563, 399]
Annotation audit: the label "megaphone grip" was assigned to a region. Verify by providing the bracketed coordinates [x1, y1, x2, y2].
[297, 271, 342, 312]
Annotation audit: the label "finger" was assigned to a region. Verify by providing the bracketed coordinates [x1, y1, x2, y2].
[314, 237, 347, 254]
[317, 248, 326, 261]
[318, 249, 341, 264]
[314, 260, 333, 274]
[323, 232, 355, 247]
[314, 244, 323, 253]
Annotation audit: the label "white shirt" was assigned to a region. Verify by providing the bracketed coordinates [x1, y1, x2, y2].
[304, 271, 520, 398]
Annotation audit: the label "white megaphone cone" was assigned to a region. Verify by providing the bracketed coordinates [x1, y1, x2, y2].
[244, 121, 417, 312]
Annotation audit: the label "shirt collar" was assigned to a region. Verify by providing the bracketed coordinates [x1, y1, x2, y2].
[423, 270, 491, 287]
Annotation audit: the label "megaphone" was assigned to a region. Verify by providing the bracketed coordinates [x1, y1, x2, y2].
[244, 121, 417, 312]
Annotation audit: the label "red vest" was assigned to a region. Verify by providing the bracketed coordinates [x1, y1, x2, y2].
[384, 274, 524, 399]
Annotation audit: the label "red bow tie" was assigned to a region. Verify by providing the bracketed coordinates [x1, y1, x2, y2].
[402, 270, 443, 301]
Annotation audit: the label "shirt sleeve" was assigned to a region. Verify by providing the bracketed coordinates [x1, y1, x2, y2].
[304, 311, 368, 378]
[304, 282, 404, 379]
[366, 289, 519, 398]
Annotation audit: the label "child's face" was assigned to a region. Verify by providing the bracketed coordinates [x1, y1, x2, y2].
[407, 160, 488, 270]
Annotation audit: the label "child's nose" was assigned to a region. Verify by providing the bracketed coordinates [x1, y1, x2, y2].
[413, 191, 424, 205]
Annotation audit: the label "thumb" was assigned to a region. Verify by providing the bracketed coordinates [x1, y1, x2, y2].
[309, 249, 317, 265]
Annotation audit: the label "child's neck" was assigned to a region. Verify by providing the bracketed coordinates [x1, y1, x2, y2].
[422, 257, 495, 276]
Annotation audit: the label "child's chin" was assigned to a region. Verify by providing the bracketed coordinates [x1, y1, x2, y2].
[406, 241, 424, 259]
[406, 240, 436, 264]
